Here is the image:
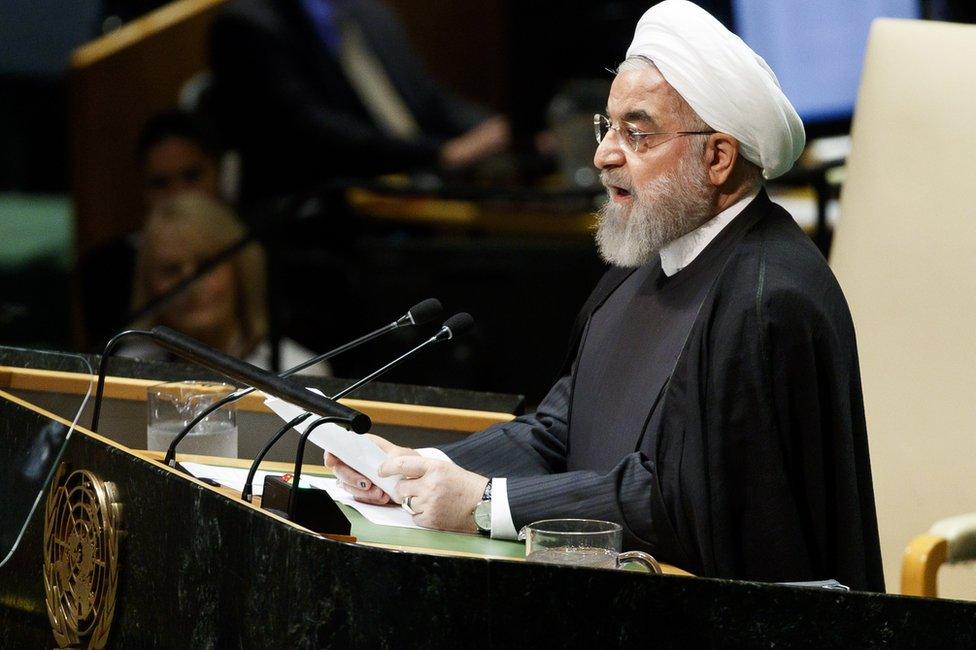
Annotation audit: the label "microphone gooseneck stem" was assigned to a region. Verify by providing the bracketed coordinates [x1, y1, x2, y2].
[330, 336, 440, 401]
[289, 415, 345, 519]
[164, 319, 400, 467]
[91, 329, 153, 432]
[267, 337, 441, 512]
[150, 326, 369, 431]
[281, 320, 400, 379]
[277, 314, 464, 517]
[242, 412, 312, 502]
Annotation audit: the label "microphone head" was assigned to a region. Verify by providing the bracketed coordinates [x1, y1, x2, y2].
[441, 312, 475, 339]
[407, 298, 442, 325]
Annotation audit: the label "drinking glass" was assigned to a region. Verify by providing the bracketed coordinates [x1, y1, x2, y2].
[520, 519, 661, 573]
[147, 381, 238, 457]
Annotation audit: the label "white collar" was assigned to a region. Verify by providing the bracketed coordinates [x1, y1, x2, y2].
[659, 189, 760, 277]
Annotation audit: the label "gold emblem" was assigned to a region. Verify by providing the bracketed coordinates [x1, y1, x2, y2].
[43, 466, 120, 649]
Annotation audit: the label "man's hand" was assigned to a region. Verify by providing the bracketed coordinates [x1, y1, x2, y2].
[439, 115, 511, 171]
[324, 434, 417, 505]
[379, 456, 487, 533]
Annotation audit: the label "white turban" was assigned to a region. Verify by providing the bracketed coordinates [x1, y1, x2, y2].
[625, 0, 805, 179]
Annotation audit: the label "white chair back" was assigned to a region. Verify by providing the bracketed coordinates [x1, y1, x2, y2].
[830, 18, 976, 599]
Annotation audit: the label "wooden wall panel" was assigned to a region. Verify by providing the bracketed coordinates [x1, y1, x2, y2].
[384, 0, 507, 111]
[69, 0, 227, 260]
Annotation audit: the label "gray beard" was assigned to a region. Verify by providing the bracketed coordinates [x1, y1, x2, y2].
[595, 153, 714, 268]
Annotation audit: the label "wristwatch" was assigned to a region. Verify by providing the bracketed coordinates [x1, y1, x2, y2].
[473, 478, 492, 537]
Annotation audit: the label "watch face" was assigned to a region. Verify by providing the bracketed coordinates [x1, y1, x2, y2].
[474, 500, 491, 531]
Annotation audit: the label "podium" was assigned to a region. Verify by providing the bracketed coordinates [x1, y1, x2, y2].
[1, 351, 974, 648]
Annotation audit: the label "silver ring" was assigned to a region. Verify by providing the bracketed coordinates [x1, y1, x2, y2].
[403, 495, 418, 515]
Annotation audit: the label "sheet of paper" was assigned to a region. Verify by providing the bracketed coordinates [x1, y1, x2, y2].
[315, 476, 422, 530]
[264, 393, 402, 496]
[182, 462, 315, 497]
[183, 463, 421, 530]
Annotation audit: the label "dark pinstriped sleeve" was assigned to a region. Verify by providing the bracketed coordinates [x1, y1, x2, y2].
[438, 373, 667, 553]
[503, 458, 664, 552]
[437, 375, 572, 477]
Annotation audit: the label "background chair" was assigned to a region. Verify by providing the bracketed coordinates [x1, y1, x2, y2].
[829, 17, 976, 599]
[902, 513, 976, 597]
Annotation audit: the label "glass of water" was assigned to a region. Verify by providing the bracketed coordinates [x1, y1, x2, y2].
[147, 381, 238, 458]
[520, 519, 661, 573]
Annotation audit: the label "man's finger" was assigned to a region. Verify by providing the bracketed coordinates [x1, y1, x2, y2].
[338, 477, 392, 503]
[364, 434, 397, 454]
[342, 482, 389, 502]
[353, 493, 393, 506]
[378, 455, 432, 478]
[331, 463, 372, 490]
[392, 477, 423, 504]
[401, 492, 427, 516]
[411, 510, 435, 529]
[326, 454, 374, 489]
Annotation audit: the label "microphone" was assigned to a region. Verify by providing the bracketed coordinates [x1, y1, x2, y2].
[332, 312, 475, 401]
[150, 326, 370, 432]
[256, 313, 475, 527]
[274, 297, 442, 379]
[244, 311, 476, 500]
[162, 298, 441, 466]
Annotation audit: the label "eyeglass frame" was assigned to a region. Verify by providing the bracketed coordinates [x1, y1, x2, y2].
[594, 114, 715, 153]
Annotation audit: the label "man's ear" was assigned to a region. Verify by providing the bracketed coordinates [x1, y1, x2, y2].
[704, 133, 740, 187]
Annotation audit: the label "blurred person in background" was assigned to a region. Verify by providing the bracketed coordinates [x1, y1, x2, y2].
[79, 110, 226, 348]
[209, 0, 511, 203]
[137, 109, 224, 206]
[119, 192, 328, 375]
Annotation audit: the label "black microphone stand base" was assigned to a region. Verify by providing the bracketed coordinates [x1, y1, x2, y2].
[261, 476, 351, 536]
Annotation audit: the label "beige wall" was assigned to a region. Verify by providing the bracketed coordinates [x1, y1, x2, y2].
[831, 18, 976, 599]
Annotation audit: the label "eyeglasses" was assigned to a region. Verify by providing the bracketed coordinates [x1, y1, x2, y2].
[594, 114, 715, 154]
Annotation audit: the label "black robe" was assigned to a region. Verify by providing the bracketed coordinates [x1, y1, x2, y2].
[441, 190, 885, 591]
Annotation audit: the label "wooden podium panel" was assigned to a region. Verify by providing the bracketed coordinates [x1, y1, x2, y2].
[0, 365, 516, 431]
[0, 365, 517, 464]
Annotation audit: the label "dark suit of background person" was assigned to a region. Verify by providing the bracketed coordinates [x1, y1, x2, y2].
[439, 190, 885, 592]
[209, 0, 490, 203]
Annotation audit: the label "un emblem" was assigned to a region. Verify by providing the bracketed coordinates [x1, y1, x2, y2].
[43, 466, 120, 649]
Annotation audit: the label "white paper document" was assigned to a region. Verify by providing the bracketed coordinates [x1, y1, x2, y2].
[183, 462, 422, 530]
[318, 477, 422, 530]
[181, 462, 317, 497]
[264, 393, 402, 497]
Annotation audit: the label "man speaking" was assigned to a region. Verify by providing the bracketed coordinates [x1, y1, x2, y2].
[329, 0, 884, 590]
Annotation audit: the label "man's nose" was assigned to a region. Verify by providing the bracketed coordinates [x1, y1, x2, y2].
[593, 132, 625, 170]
